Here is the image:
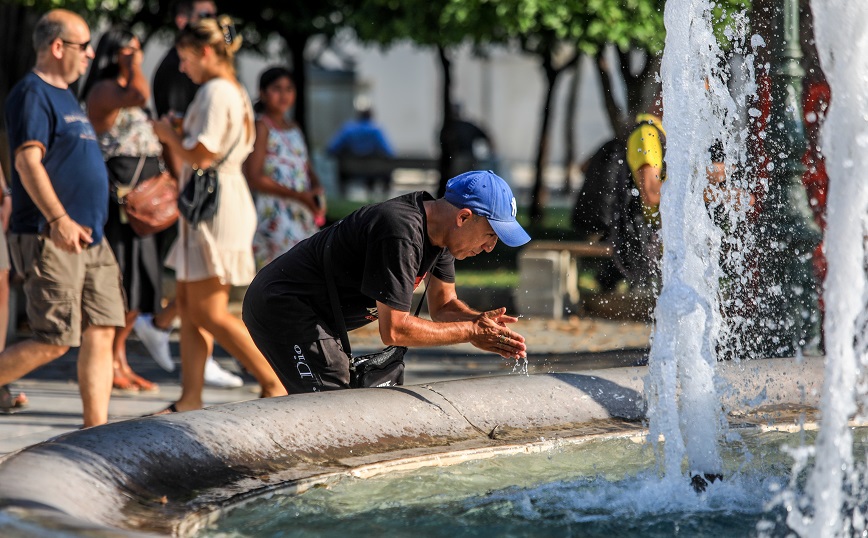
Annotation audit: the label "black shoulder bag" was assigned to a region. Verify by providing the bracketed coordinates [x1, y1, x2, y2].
[177, 121, 243, 227]
[324, 231, 439, 388]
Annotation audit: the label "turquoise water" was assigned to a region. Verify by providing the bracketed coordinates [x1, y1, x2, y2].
[200, 428, 837, 537]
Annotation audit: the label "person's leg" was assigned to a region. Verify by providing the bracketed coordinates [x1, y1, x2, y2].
[0, 268, 26, 409]
[115, 309, 157, 391]
[251, 336, 350, 394]
[78, 239, 129, 425]
[113, 309, 139, 390]
[77, 325, 115, 427]
[0, 269, 10, 349]
[0, 339, 69, 385]
[152, 299, 177, 331]
[184, 277, 286, 399]
[145, 297, 241, 386]
[172, 280, 211, 411]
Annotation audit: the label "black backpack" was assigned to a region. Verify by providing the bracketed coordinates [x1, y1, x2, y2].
[571, 138, 626, 239]
[608, 121, 666, 288]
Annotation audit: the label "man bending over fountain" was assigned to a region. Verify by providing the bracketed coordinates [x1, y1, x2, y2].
[243, 170, 530, 393]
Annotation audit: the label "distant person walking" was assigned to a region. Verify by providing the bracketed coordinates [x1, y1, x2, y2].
[81, 27, 165, 393]
[141, 0, 243, 388]
[152, 0, 216, 121]
[0, 166, 27, 414]
[1, 9, 126, 427]
[244, 67, 325, 270]
[151, 14, 287, 413]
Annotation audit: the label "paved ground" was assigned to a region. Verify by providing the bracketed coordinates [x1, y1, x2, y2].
[0, 314, 651, 458]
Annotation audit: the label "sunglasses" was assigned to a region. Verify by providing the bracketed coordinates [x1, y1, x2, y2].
[195, 11, 216, 19]
[61, 39, 90, 52]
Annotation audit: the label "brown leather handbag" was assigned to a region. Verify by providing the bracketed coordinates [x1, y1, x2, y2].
[117, 157, 179, 237]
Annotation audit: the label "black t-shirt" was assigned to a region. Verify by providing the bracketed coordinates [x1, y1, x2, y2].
[250, 192, 455, 341]
[152, 47, 200, 118]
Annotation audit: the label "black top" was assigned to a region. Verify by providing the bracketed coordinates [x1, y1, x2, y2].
[152, 47, 200, 118]
[249, 192, 455, 341]
[452, 119, 490, 156]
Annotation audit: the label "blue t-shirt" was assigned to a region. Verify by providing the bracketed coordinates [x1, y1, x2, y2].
[327, 119, 394, 158]
[4, 72, 108, 243]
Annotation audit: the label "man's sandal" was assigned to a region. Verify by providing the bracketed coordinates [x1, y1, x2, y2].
[0, 385, 28, 414]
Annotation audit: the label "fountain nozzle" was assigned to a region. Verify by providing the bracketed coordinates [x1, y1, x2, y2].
[690, 473, 723, 493]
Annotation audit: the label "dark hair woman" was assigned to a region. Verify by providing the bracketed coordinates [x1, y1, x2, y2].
[244, 66, 324, 270]
[81, 26, 166, 393]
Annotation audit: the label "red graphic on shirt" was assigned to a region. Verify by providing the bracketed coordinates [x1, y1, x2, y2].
[366, 273, 428, 322]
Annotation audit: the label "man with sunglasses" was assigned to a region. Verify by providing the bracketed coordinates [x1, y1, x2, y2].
[1, 9, 126, 427]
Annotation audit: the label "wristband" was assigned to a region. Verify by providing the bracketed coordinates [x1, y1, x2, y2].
[47, 212, 66, 225]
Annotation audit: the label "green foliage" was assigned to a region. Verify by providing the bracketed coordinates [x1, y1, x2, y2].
[2, 0, 140, 27]
[453, 268, 518, 289]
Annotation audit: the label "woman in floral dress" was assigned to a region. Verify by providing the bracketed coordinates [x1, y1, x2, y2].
[244, 67, 325, 270]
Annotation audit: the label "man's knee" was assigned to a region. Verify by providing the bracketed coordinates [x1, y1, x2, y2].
[16, 339, 70, 363]
[82, 325, 116, 343]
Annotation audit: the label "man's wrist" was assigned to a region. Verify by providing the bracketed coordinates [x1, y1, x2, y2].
[47, 212, 67, 226]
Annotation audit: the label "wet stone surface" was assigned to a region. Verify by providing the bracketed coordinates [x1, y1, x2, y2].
[0, 315, 652, 458]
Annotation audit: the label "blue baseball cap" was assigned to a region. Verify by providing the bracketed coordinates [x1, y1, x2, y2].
[444, 170, 531, 247]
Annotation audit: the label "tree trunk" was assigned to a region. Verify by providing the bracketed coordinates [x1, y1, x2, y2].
[595, 49, 627, 138]
[529, 57, 559, 226]
[561, 61, 581, 193]
[619, 48, 661, 120]
[436, 45, 455, 197]
[0, 3, 39, 171]
[282, 32, 311, 135]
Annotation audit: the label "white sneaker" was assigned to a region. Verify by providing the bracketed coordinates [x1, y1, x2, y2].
[204, 357, 244, 388]
[133, 314, 175, 372]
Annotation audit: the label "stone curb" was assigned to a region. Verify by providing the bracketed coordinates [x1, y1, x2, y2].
[0, 357, 825, 536]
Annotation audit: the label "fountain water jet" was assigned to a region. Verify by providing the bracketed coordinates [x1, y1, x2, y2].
[649, 0, 756, 487]
[780, 2, 868, 535]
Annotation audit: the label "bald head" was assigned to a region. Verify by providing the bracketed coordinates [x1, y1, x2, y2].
[33, 9, 86, 52]
[32, 9, 93, 87]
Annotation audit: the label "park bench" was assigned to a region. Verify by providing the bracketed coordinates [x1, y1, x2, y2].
[336, 155, 441, 195]
[514, 239, 613, 319]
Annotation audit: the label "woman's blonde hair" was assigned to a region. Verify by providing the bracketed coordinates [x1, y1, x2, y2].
[176, 14, 241, 71]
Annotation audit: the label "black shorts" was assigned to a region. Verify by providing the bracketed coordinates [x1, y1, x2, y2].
[243, 289, 352, 394]
[257, 336, 351, 394]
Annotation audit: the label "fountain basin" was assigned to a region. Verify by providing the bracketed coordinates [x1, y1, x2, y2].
[0, 357, 823, 536]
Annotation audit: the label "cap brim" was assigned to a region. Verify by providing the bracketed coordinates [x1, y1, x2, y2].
[488, 218, 531, 248]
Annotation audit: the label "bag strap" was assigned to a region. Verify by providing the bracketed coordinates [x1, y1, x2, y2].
[108, 156, 147, 202]
[204, 127, 243, 172]
[129, 155, 147, 189]
[323, 224, 439, 358]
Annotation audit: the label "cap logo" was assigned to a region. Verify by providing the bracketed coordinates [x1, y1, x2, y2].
[511, 197, 517, 218]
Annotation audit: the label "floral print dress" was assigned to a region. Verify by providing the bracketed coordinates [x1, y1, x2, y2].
[252, 117, 319, 270]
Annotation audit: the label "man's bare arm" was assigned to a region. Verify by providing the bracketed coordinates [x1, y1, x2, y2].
[375, 276, 527, 359]
[14, 146, 91, 252]
[636, 164, 662, 208]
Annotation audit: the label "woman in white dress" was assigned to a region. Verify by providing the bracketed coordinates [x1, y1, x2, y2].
[151, 15, 286, 413]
